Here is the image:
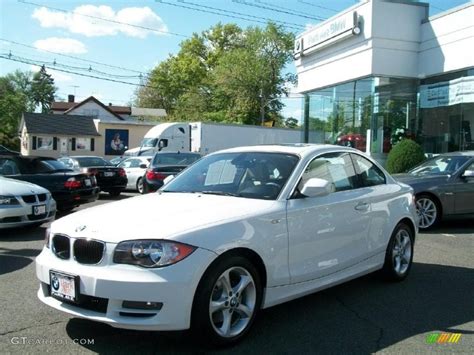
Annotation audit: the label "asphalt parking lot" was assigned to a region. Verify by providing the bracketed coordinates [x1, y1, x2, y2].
[0, 192, 473, 354]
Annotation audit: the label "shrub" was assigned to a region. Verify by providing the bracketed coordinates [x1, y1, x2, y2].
[386, 139, 425, 174]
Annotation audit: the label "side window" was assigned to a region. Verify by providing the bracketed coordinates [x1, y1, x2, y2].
[351, 154, 386, 187]
[299, 152, 357, 193]
[0, 159, 20, 175]
[129, 159, 141, 168]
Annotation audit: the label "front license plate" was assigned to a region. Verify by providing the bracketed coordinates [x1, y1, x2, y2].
[84, 178, 91, 187]
[33, 205, 46, 215]
[50, 271, 78, 302]
[104, 172, 114, 177]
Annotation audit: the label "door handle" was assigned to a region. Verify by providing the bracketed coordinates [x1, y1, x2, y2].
[355, 202, 370, 211]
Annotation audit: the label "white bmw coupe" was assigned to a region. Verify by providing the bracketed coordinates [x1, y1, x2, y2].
[36, 144, 417, 345]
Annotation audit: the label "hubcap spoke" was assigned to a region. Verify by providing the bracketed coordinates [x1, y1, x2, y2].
[219, 270, 233, 295]
[233, 275, 251, 296]
[210, 299, 227, 315]
[236, 303, 253, 318]
[220, 309, 232, 336]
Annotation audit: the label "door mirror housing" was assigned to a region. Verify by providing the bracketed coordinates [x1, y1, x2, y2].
[300, 178, 333, 198]
[462, 170, 474, 178]
[163, 175, 175, 185]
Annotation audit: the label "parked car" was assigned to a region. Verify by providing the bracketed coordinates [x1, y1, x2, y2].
[394, 151, 474, 230]
[142, 151, 201, 193]
[59, 156, 128, 197]
[36, 144, 417, 345]
[0, 176, 56, 229]
[109, 156, 127, 166]
[117, 156, 151, 193]
[0, 145, 20, 155]
[0, 155, 99, 212]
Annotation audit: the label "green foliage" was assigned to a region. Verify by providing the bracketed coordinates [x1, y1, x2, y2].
[31, 66, 56, 113]
[284, 117, 299, 129]
[135, 22, 295, 125]
[386, 139, 426, 174]
[0, 68, 56, 148]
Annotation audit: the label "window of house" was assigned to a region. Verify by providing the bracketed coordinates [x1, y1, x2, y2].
[75, 138, 90, 151]
[37, 136, 53, 150]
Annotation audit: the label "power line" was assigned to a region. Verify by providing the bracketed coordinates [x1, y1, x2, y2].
[174, 0, 305, 29]
[17, 0, 190, 38]
[1, 53, 147, 88]
[255, 0, 324, 19]
[297, 0, 339, 13]
[1, 38, 146, 75]
[156, 0, 303, 31]
[232, 0, 326, 21]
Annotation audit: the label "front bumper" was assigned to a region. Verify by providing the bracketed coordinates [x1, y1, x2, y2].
[0, 199, 56, 229]
[35, 245, 217, 330]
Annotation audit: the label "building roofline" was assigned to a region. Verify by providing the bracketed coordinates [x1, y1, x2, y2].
[63, 96, 125, 121]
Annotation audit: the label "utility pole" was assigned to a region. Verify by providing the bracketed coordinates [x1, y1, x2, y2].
[260, 88, 265, 126]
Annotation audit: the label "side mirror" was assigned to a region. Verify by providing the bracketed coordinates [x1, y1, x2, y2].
[300, 178, 333, 198]
[163, 175, 175, 185]
[462, 170, 474, 178]
[139, 164, 147, 169]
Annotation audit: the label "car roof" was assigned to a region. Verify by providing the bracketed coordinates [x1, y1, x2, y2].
[436, 151, 474, 157]
[61, 156, 105, 159]
[212, 144, 361, 158]
[0, 155, 57, 161]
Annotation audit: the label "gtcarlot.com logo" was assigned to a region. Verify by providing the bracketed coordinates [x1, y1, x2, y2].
[426, 333, 462, 344]
[10, 337, 94, 346]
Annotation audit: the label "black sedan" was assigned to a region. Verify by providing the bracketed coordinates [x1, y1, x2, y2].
[394, 151, 474, 230]
[143, 152, 201, 193]
[0, 155, 99, 212]
[59, 156, 128, 196]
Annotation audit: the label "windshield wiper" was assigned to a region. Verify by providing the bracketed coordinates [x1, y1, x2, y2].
[199, 191, 241, 197]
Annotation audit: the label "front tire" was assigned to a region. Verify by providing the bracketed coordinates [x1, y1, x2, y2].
[381, 222, 414, 281]
[416, 194, 440, 230]
[192, 256, 262, 346]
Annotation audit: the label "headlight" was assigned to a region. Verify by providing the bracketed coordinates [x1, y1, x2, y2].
[113, 240, 196, 268]
[0, 195, 19, 206]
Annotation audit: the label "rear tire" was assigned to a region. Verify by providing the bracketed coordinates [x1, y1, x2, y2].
[137, 178, 144, 194]
[192, 256, 262, 346]
[381, 222, 414, 281]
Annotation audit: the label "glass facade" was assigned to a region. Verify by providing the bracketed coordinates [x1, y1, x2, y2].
[303, 68, 474, 159]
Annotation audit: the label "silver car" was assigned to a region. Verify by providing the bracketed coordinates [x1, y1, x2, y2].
[0, 176, 56, 229]
[394, 151, 474, 230]
[117, 157, 151, 193]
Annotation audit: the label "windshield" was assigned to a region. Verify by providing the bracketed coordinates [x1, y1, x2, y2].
[162, 152, 299, 200]
[152, 153, 200, 166]
[409, 156, 469, 176]
[75, 157, 112, 167]
[141, 138, 158, 148]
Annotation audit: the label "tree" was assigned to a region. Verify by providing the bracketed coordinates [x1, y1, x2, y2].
[0, 68, 56, 149]
[284, 117, 299, 129]
[31, 65, 56, 113]
[135, 22, 295, 125]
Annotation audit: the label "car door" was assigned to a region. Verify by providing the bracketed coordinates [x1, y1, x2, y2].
[286, 151, 372, 283]
[350, 153, 396, 256]
[453, 159, 474, 214]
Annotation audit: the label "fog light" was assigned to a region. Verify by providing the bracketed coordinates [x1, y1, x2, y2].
[122, 301, 163, 310]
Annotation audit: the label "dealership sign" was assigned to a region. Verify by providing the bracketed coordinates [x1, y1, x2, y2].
[420, 76, 474, 108]
[294, 11, 361, 58]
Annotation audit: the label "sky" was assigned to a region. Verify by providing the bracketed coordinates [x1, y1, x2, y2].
[0, 0, 468, 122]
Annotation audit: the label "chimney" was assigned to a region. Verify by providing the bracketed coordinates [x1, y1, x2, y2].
[68, 94, 75, 103]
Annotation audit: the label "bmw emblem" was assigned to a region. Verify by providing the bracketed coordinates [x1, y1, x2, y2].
[51, 276, 59, 290]
[75, 225, 87, 232]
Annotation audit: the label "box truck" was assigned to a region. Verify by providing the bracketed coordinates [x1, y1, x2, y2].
[124, 122, 303, 156]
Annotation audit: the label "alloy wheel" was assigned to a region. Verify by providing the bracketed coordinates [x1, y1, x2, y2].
[209, 266, 257, 338]
[392, 229, 412, 276]
[416, 197, 437, 229]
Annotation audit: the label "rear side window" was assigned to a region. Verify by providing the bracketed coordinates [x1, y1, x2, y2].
[351, 154, 386, 187]
[0, 158, 21, 175]
[299, 152, 357, 193]
[76, 157, 110, 167]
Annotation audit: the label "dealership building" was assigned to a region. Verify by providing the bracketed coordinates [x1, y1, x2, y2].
[294, 0, 474, 161]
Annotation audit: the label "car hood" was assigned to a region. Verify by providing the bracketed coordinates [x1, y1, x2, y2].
[393, 173, 449, 186]
[0, 176, 49, 195]
[51, 192, 277, 243]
